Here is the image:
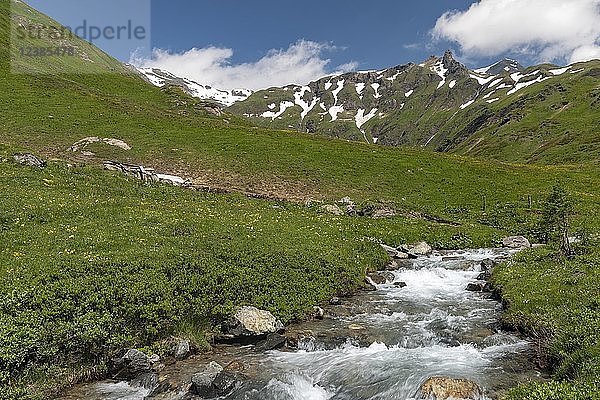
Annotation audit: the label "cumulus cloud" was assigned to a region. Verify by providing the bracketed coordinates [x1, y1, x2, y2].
[131, 40, 357, 91]
[432, 0, 600, 64]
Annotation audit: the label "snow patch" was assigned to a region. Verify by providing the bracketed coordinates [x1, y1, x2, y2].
[328, 105, 344, 122]
[294, 86, 318, 120]
[430, 60, 448, 89]
[261, 101, 295, 119]
[448, 80, 456, 89]
[355, 108, 378, 129]
[386, 72, 401, 81]
[371, 83, 382, 99]
[469, 73, 496, 85]
[486, 98, 500, 104]
[405, 89, 414, 98]
[507, 76, 550, 95]
[355, 83, 366, 96]
[549, 67, 571, 76]
[488, 78, 503, 87]
[137, 67, 252, 106]
[460, 99, 475, 109]
[332, 80, 345, 104]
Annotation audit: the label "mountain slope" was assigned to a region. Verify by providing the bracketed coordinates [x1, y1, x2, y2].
[136, 67, 253, 106]
[5, 0, 128, 74]
[228, 52, 600, 164]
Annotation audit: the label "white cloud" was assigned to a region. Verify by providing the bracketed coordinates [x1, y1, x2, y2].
[131, 40, 357, 91]
[433, 0, 600, 64]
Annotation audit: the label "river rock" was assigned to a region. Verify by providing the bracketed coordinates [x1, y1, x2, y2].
[312, 306, 325, 320]
[112, 349, 153, 379]
[404, 241, 433, 256]
[330, 297, 342, 305]
[502, 236, 531, 249]
[321, 204, 344, 216]
[172, 338, 191, 360]
[224, 306, 284, 338]
[255, 333, 287, 352]
[364, 276, 378, 291]
[191, 362, 223, 396]
[480, 259, 495, 272]
[466, 282, 485, 292]
[12, 153, 46, 168]
[394, 281, 408, 288]
[419, 376, 482, 399]
[477, 270, 491, 281]
[368, 272, 395, 284]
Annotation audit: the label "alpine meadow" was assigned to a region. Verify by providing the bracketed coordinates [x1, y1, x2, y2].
[1, 1, 599, 399]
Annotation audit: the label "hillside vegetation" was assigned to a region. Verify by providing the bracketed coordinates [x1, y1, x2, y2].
[228, 53, 600, 165]
[0, 0, 599, 398]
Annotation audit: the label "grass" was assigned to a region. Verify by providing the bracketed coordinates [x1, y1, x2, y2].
[493, 246, 600, 399]
[1, 1, 599, 398]
[0, 153, 508, 398]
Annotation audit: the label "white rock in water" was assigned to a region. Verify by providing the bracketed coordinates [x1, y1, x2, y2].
[226, 306, 284, 337]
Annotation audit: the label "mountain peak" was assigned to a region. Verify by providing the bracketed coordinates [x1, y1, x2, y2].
[475, 58, 525, 75]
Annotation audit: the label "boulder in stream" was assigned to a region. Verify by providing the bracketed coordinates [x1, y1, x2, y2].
[419, 376, 482, 399]
[255, 333, 287, 352]
[191, 361, 245, 398]
[223, 306, 284, 338]
[466, 282, 486, 292]
[368, 271, 395, 284]
[402, 241, 433, 256]
[112, 349, 153, 379]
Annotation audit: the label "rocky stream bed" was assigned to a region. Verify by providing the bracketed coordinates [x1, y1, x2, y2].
[62, 246, 545, 400]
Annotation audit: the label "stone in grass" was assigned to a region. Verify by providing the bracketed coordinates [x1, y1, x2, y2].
[12, 153, 46, 168]
[501, 236, 531, 249]
[320, 204, 344, 216]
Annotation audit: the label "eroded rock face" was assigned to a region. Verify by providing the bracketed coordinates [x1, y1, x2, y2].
[419, 376, 482, 400]
[224, 306, 284, 338]
[502, 236, 531, 249]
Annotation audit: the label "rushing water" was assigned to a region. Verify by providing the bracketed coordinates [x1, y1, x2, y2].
[63, 248, 544, 400]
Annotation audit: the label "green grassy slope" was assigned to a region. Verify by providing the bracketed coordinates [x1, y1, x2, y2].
[229, 56, 600, 165]
[494, 248, 600, 399]
[1, 1, 599, 399]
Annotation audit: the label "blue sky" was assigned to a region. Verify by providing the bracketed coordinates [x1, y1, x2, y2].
[25, 1, 600, 90]
[148, 0, 476, 69]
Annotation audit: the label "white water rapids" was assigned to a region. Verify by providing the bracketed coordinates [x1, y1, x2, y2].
[63, 248, 543, 400]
